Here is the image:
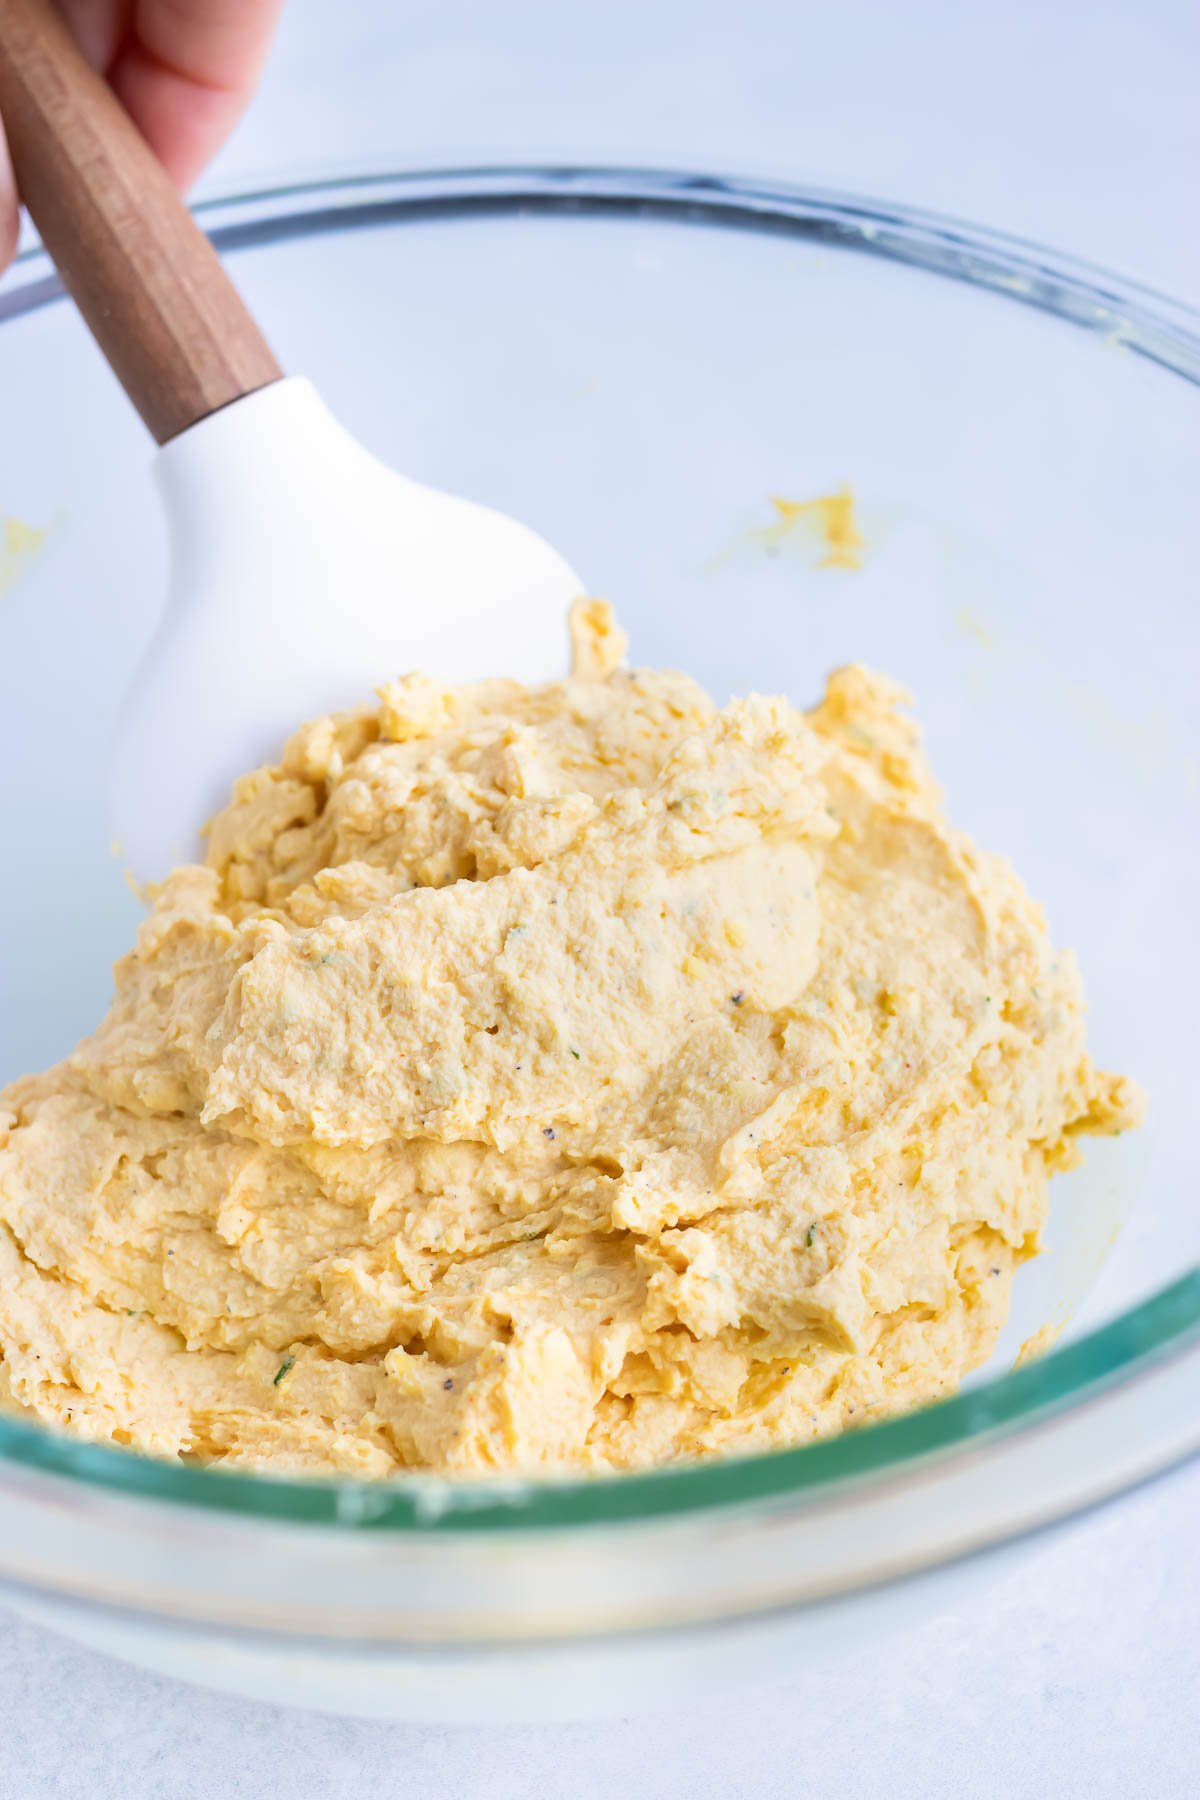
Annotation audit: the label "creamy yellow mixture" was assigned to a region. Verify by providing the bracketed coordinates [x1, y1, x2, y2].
[0, 604, 1140, 1478]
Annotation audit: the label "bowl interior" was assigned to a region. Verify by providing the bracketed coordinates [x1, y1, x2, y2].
[1, 172, 1197, 1502]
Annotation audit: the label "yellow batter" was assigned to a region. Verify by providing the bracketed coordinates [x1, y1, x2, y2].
[0, 605, 1140, 1477]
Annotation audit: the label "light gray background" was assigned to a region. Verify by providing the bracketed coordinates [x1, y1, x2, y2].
[2, 1, 1198, 1794]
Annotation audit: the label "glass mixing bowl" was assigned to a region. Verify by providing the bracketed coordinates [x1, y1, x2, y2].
[0, 166, 1197, 1723]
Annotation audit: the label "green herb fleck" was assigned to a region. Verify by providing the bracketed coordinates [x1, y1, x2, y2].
[806, 1223, 819, 1248]
[569, 1048, 581, 1060]
[273, 1355, 296, 1387]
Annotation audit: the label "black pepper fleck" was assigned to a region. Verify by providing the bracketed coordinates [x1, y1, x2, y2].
[443, 1378, 454, 1391]
[543, 1127, 556, 1139]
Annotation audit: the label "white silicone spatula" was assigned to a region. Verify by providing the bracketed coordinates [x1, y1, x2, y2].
[0, 0, 582, 881]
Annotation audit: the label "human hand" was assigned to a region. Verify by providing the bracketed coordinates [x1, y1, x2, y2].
[0, 0, 283, 269]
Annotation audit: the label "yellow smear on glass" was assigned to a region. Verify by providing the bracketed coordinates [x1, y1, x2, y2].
[955, 606, 995, 650]
[1016, 1320, 1064, 1367]
[0, 515, 47, 594]
[754, 486, 864, 569]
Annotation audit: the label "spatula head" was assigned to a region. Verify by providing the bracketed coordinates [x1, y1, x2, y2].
[112, 379, 583, 884]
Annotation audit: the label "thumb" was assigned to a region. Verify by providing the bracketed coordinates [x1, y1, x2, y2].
[0, 115, 18, 272]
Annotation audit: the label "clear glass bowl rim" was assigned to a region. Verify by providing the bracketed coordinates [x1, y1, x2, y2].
[1, 161, 1197, 1534]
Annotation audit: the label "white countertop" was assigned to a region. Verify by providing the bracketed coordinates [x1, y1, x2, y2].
[2, 1463, 1197, 1797]
[2, 1, 1197, 1792]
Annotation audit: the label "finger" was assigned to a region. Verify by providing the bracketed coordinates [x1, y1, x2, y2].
[109, 0, 284, 188]
[0, 114, 19, 272]
[50, 0, 132, 73]
[107, 49, 241, 188]
[134, 0, 284, 93]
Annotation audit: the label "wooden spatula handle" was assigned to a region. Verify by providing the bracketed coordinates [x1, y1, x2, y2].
[0, 0, 281, 443]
